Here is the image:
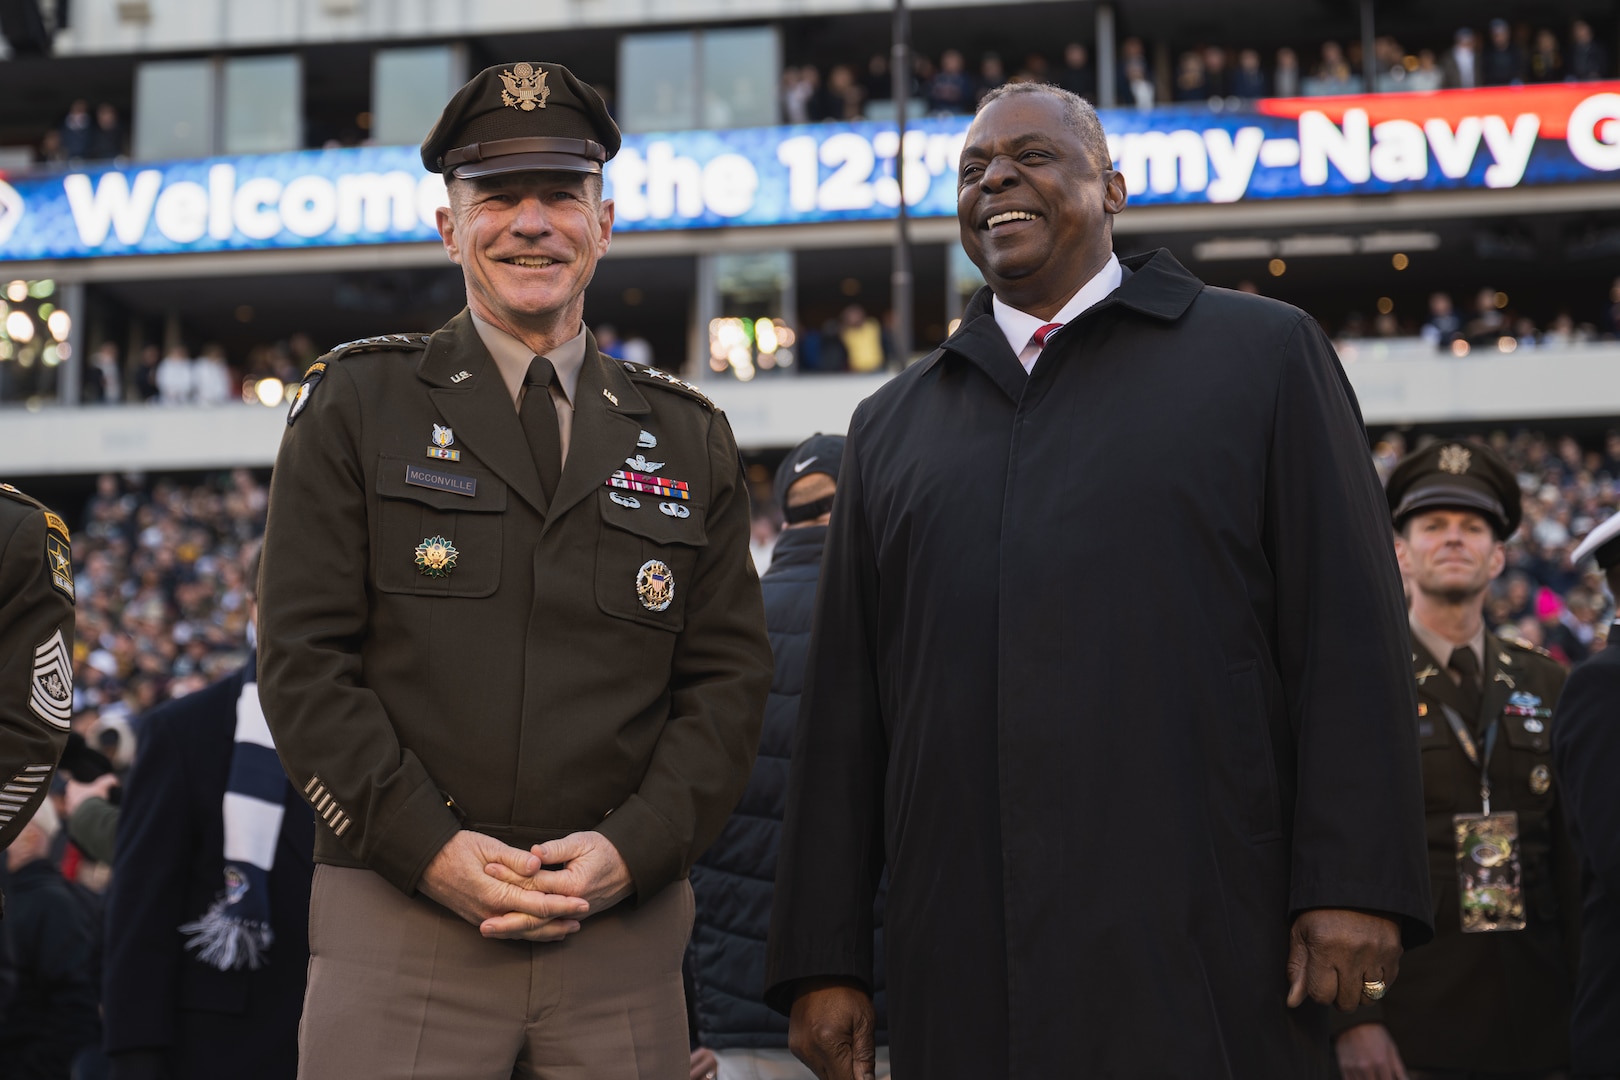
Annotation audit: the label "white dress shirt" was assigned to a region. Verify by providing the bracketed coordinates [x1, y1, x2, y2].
[991, 253, 1122, 372]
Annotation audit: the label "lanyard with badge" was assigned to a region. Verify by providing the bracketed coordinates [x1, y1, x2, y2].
[1439, 702, 1526, 933]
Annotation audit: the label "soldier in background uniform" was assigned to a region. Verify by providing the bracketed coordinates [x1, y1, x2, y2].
[257, 61, 772, 1079]
[1336, 440, 1580, 1080]
[1553, 513, 1620, 1079]
[0, 483, 75, 855]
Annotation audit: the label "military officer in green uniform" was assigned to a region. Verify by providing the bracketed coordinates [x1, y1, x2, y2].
[257, 61, 772, 1080]
[1334, 440, 1580, 1080]
[0, 483, 75, 856]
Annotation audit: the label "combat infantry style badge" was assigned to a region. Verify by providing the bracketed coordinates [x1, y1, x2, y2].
[427, 423, 461, 462]
[1439, 444, 1472, 475]
[636, 559, 674, 612]
[414, 536, 459, 578]
[500, 62, 550, 111]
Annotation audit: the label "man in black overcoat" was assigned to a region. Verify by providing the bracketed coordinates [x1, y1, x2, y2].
[766, 83, 1432, 1079]
[1554, 513, 1620, 1078]
[102, 566, 315, 1080]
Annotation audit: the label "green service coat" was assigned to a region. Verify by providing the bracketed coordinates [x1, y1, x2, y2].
[258, 311, 771, 901]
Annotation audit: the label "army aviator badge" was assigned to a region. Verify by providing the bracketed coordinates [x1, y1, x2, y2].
[415, 536, 459, 578]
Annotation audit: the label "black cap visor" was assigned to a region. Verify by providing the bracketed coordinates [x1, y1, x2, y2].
[444, 137, 607, 178]
[1394, 481, 1509, 537]
[450, 152, 603, 178]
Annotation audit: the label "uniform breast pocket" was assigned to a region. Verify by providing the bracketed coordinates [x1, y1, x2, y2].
[595, 486, 708, 632]
[373, 455, 506, 598]
[1501, 713, 1555, 809]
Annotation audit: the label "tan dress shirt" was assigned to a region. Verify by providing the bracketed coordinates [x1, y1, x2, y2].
[470, 311, 587, 465]
[1409, 613, 1485, 688]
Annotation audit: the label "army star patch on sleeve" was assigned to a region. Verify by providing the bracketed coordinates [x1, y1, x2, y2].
[30, 628, 73, 728]
[43, 513, 73, 601]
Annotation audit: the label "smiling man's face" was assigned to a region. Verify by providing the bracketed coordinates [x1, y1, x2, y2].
[957, 91, 1126, 319]
[436, 170, 614, 337]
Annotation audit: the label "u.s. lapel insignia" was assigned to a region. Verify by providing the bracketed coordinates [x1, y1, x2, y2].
[29, 628, 72, 728]
[659, 501, 690, 518]
[636, 559, 674, 611]
[609, 492, 641, 509]
[451, 370, 472, 383]
[638, 429, 657, 449]
[427, 423, 461, 462]
[625, 453, 665, 472]
[500, 62, 550, 111]
[1494, 671, 1516, 689]
[414, 535, 459, 578]
[43, 512, 73, 602]
[1528, 764, 1551, 795]
[603, 388, 619, 407]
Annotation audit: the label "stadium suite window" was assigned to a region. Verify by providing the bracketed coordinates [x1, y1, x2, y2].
[133, 60, 215, 161]
[619, 26, 779, 133]
[374, 46, 467, 147]
[224, 55, 303, 155]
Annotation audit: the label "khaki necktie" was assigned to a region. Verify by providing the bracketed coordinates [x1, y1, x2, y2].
[1448, 646, 1482, 723]
[520, 356, 562, 503]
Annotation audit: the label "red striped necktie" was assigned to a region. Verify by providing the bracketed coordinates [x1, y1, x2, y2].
[1033, 322, 1063, 348]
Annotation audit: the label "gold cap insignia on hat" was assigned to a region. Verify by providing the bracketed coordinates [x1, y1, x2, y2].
[500, 63, 550, 112]
[1438, 444, 1472, 475]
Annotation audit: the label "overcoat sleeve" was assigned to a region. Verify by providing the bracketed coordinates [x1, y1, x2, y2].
[102, 707, 193, 1055]
[765, 406, 888, 1012]
[1265, 316, 1433, 947]
[1554, 656, 1620, 893]
[0, 504, 74, 851]
[258, 362, 461, 894]
[595, 409, 772, 900]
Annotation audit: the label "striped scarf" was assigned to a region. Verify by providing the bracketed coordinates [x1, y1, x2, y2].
[178, 672, 285, 971]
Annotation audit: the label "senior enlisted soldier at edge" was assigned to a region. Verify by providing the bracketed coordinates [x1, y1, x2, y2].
[766, 82, 1432, 1079]
[257, 61, 772, 1080]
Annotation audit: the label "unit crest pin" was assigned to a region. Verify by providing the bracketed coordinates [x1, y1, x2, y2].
[414, 536, 459, 578]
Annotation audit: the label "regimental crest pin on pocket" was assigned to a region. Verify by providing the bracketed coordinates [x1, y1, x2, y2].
[636, 559, 674, 611]
[415, 536, 459, 578]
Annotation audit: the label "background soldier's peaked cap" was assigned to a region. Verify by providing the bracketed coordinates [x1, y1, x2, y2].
[420, 61, 621, 178]
[1386, 438, 1522, 540]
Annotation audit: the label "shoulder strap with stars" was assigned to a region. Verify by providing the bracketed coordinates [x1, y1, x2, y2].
[619, 361, 716, 410]
[287, 334, 434, 426]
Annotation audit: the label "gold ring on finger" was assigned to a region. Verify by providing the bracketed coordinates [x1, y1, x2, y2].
[1362, 979, 1388, 1000]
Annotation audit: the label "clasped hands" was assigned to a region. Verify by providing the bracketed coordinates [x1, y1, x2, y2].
[418, 829, 634, 942]
[786, 909, 1401, 1080]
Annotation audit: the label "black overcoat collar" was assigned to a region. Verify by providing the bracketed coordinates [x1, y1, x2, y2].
[416, 309, 650, 520]
[920, 248, 1206, 403]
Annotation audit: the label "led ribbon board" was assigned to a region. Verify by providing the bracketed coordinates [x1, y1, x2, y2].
[1, 82, 1617, 261]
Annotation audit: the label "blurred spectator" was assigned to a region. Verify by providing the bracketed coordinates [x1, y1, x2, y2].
[60, 100, 92, 160]
[1014, 51, 1049, 84]
[1274, 47, 1301, 96]
[156, 345, 196, 405]
[1421, 292, 1461, 346]
[594, 323, 624, 360]
[1174, 50, 1209, 102]
[37, 129, 66, 165]
[1607, 276, 1620, 338]
[1308, 41, 1360, 94]
[1202, 46, 1231, 98]
[130, 344, 161, 402]
[84, 341, 124, 405]
[1231, 49, 1267, 99]
[782, 67, 816, 125]
[0, 798, 102, 1078]
[1528, 28, 1564, 82]
[1567, 20, 1609, 80]
[1444, 28, 1479, 89]
[1122, 54, 1156, 109]
[840, 304, 886, 373]
[1482, 18, 1526, 85]
[621, 336, 654, 367]
[192, 344, 234, 406]
[819, 64, 864, 121]
[864, 53, 891, 103]
[1465, 287, 1506, 341]
[976, 53, 1005, 104]
[1056, 43, 1097, 101]
[89, 103, 124, 160]
[1408, 49, 1444, 91]
[927, 50, 976, 114]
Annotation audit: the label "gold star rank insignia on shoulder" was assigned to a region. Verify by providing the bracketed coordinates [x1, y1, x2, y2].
[415, 536, 459, 578]
[636, 559, 674, 611]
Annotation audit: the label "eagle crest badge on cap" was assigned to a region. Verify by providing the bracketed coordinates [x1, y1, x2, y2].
[500, 63, 550, 111]
[1439, 444, 1472, 475]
